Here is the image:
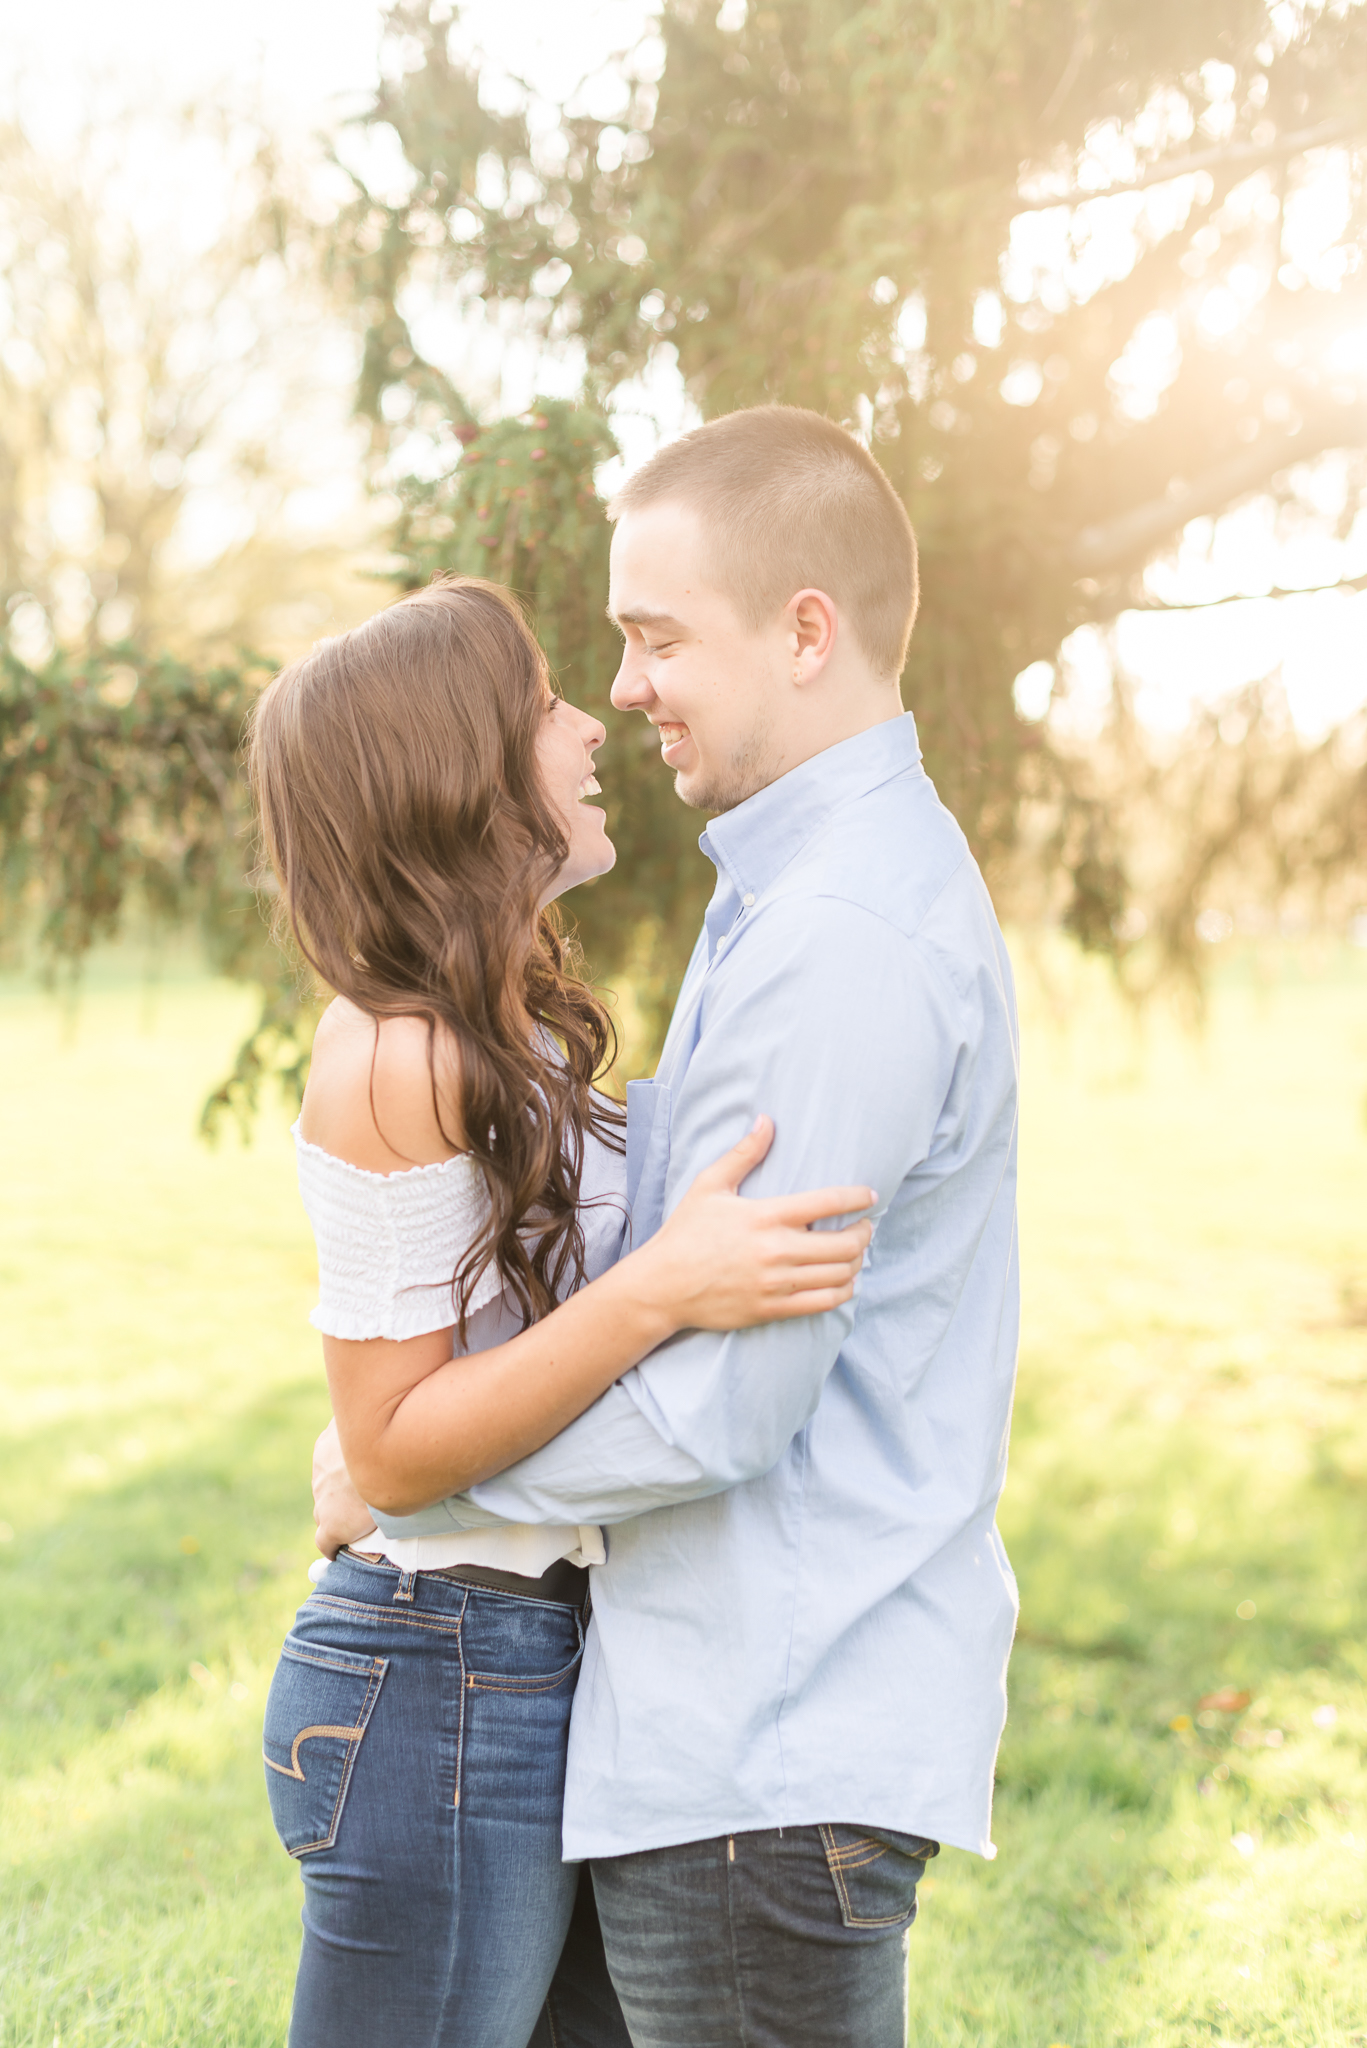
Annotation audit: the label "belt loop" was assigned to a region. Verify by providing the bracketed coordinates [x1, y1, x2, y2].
[392, 1568, 418, 1605]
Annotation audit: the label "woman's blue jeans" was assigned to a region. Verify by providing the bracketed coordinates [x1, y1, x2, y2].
[262, 1550, 629, 2048]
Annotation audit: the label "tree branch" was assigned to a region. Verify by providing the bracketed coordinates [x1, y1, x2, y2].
[702, 162, 814, 260]
[1039, 4, 1094, 126]
[1072, 405, 1367, 576]
[1015, 113, 1365, 215]
[185, 722, 237, 815]
[1133, 570, 1367, 611]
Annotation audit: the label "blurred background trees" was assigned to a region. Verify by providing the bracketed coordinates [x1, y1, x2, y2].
[6, 19, 1364, 2036]
[348, 0, 1367, 1001]
[0, 109, 376, 1117]
[3, 0, 1366, 1101]
[0, 116, 371, 661]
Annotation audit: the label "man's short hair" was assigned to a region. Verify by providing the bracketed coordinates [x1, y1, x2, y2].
[608, 404, 918, 678]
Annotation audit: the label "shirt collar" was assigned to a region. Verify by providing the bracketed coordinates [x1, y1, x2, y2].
[699, 710, 924, 904]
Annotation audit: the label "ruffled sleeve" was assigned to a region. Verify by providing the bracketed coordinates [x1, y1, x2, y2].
[293, 1123, 504, 1341]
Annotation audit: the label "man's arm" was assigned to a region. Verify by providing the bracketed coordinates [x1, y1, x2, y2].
[445, 895, 966, 1530]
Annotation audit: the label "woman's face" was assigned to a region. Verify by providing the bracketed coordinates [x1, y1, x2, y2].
[535, 695, 616, 901]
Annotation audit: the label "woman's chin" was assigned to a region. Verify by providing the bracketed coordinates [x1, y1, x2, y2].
[582, 842, 618, 884]
[547, 835, 617, 904]
[578, 812, 616, 877]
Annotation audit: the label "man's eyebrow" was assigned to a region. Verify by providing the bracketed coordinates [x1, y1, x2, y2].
[606, 604, 687, 630]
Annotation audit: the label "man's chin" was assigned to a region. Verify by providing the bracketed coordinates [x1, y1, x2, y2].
[673, 767, 714, 812]
[673, 753, 730, 811]
[675, 764, 761, 815]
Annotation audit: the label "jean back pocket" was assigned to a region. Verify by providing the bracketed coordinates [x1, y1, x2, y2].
[819, 1824, 940, 1930]
[262, 1633, 388, 1857]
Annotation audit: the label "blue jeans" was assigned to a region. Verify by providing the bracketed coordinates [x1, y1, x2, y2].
[590, 1824, 939, 2047]
[262, 1551, 630, 2048]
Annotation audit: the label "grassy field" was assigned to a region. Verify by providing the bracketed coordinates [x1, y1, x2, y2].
[1, 942, 1364, 2046]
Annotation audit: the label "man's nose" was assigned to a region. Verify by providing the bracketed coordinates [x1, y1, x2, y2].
[610, 648, 656, 713]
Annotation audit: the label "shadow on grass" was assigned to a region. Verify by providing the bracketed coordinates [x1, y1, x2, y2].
[4, 1765, 299, 2048]
[895, 1389, 1367, 2044]
[2, 1381, 326, 2043]
[1, 1375, 329, 1778]
[5, 1337, 1366, 2043]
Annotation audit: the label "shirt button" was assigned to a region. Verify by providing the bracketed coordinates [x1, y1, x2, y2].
[716, 935, 728, 950]
[742, 893, 755, 907]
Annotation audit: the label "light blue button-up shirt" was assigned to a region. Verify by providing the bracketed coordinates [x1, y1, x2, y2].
[378, 712, 1021, 1861]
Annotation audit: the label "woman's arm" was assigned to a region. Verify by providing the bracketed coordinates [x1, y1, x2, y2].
[325, 1119, 871, 1516]
[302, 1001, 874, 1523]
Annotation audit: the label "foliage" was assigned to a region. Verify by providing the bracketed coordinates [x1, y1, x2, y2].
[0, 114, 368, 665]
[1018, 679, 1367, 1002]
[0, 642, 318, 1132]
[3, 959, 1364, 2043]
[0, 646, 262, 972]
[0, 111, 367, 1123]
[388, 396, 714, 1043]
[338, 0, 1367, 994]
[6, 5, 1367, 1099]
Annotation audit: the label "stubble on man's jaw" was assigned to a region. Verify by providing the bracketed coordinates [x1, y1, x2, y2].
[674, 718, 776, 815]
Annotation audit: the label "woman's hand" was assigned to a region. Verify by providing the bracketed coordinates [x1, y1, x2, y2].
[629, 1116, 875, 1335]
[320, 1117, 874, 1519]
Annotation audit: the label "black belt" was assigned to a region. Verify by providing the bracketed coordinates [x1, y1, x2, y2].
[344, 1547, 589, 1607]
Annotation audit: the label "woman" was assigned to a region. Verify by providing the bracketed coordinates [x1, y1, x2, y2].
[249, 576, 874, 2048]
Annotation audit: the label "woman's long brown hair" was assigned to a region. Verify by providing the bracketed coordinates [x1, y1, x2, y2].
[249, 574, 624, 1340]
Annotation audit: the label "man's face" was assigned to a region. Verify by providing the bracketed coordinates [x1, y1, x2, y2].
[607, 500, 786, 812]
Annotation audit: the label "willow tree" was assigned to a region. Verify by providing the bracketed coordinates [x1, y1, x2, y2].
[385, 399, 713, 1041]
[6, 4, 1367, 1116]
[0, 115, 365, 1125]
[338, 0, 1367, 990]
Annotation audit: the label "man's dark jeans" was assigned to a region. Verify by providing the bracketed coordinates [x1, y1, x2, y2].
[590, 1824, 939, 2048]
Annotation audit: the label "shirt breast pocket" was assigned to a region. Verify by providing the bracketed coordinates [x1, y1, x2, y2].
[626, 1078, 672, 1245]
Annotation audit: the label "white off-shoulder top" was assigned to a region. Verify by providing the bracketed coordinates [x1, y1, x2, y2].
[296, 1130, 506, 1342]
[294, 1109, 629, 1578]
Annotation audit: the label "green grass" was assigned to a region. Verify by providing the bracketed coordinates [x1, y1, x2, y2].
[1, 942, 1365, 2045]
[0, 962, 324, 2047]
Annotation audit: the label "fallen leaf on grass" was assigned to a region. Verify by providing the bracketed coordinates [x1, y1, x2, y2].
[1199, 1688, 1251, 1712]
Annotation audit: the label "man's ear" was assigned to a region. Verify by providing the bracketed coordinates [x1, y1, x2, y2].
[787, 588, 839, 681]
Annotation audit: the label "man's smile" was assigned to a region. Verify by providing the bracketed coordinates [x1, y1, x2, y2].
[654, 720, 692, 765]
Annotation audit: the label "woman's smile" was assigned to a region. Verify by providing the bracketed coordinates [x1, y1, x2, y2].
[535, 695, 615, 898]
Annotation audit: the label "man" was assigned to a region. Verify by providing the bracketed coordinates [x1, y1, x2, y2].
[319, 405, 1020, 2044]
